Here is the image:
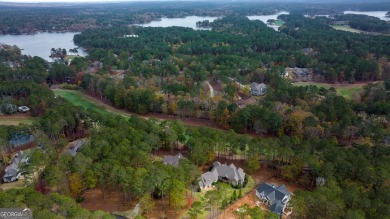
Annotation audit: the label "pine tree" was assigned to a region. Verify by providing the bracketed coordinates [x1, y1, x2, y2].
[232, 190, 237, 201]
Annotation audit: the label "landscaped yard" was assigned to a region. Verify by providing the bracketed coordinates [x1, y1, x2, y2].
[188, 176, 255, 219]
[292, 82, 365, 99]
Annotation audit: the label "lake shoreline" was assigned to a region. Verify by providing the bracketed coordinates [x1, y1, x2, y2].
[1, 10, 388, 61]
[0, 32, 87, 61]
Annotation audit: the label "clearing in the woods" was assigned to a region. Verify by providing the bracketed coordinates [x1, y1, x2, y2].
[0, 113, 38, 126]
[292, 82, 366, 99]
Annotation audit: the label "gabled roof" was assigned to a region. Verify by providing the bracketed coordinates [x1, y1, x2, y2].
[270, 201, 284, 215]
[213, 161, 221, 167]
[163, 153, 184, 167]
[68, 140, 85, 157]
[199, 171, 218, 188]
[256, 183, 290, 203]
[3, 151, 24, 181]
[276, 184, 291, 196]
[251, 82, 267, 90]
[199, 162, 246, 188]
[3, 169, 18, 179]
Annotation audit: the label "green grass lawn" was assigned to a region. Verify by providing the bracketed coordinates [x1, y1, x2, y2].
[292, 82, 332, 89]
[274, 20, 284, 26]
[292, 82, 364, 99]
[330, 25, 362, 33]
[189, 176, 255, 219]
[53, 89, 131, 118]
[337, 86, 364, 100]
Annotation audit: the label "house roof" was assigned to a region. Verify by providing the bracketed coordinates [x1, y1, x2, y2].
[213, 161, 221, 167]
[68, 140, 85, 157]
[270, 201, 284, 215]
[251, 82, 267, 90]
[211, 163, 245, 183]
[199, 171, 218, 188]
[256, 183, 291, 212]
[4, 151, 24, 180]
[163, 153, 184, 166]
[199, 162, 246, 188]
[3, 169, 18, 179]
[276, 184, 291, 196]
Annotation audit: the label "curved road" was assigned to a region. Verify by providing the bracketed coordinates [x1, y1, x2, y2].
[206, 81, 215, 98]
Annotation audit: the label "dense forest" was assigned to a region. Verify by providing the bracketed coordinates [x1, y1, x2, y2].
[1, 51, 389, 218]
[1, 2, 390, 219]
[74, 15, 390, 84]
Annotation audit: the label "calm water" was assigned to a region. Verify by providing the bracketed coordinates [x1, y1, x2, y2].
[0, 32, 87, 61]
[137, 12, 290, 31]
[137, 16, 220, 30]
[247, 11, 290, 30]
[344, 11, 390, 21]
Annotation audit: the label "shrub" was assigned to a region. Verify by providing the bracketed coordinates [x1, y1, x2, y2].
[0, 103, 17, 114]
[60, 83, 79, 90]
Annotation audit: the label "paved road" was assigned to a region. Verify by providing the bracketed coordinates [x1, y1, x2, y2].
[206, 81, 215, 98]
[228, 77, 246, 88]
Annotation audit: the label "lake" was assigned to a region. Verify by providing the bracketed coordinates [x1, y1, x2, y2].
[137, 16, 221, 30]
[1, 14, 289, 61]
[344, 11, 390, 21]
[0, 32, 87, 61]
[137, 12, 290, 31]
[247, 11, 290, 30]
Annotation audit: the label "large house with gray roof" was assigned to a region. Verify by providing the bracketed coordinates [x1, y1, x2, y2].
[198, 161, 245, 189]
[250, 82, 267, 96]
[163, 153, 184, 167]
[256, 183, 292, 217]
[3, 151, 26, 183]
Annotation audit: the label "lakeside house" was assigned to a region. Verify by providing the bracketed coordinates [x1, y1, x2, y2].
[250, 82, 267, 96]
[332, 20, 349, 25]
[198, 161, 245, 189]
[256, 183, 292, 218]
[293, 67, 310, 77]
[3, 151, 27, 183]
[123, 35, 139, 38]
[163, 153, 184, 167]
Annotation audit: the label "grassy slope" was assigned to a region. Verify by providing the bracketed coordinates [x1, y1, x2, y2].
[292, 82, 364, 99]
[53, 89, 131, 118]
[331, 25, 362, 33]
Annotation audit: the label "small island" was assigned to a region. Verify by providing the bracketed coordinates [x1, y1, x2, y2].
[386, 11, 390, 17]
[196, 20, 213, 28]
